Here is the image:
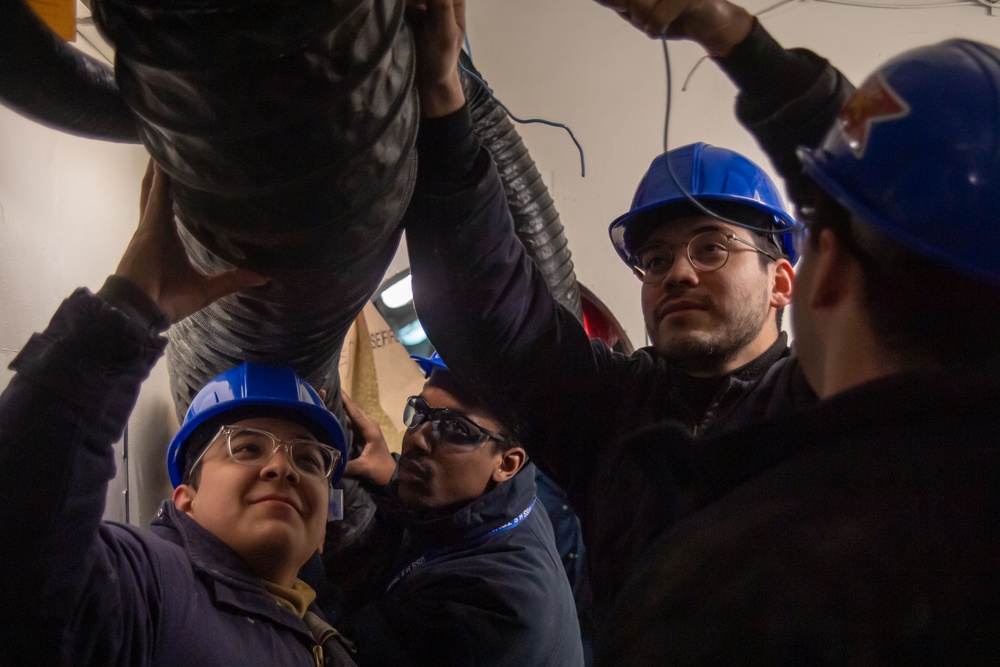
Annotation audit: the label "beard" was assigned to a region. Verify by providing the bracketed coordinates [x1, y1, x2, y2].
[650, 285, 772, 376]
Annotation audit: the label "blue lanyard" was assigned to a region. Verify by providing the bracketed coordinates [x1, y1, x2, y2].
[385, 499, 536, 593]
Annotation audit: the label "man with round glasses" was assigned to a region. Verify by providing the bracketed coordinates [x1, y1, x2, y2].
[584, 0, 1000, 662]
[609, 142, 796, 381]
[318, 353, 583, 666]
[0, 162, 358, 666]
[400, 0, 805, 629]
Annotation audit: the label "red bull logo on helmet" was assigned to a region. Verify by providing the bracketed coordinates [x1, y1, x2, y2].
[836, 73, 911, 159]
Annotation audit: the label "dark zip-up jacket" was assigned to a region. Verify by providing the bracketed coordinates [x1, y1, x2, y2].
[404, 21, 830, 625]
[600, 363, 1000, 665]
[0, 285, 355, 667]
[331, 463, 584, 666]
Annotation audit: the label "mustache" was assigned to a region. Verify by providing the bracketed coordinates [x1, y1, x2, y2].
[654, 291, 713, 319]
[397, 453, 431, 478]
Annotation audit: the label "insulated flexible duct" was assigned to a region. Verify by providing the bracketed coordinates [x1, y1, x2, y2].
[90, 0, 420, 419]
[1, 0, 581, 427]
[0, 0, 137, 141]
[461, 53, 583, 321]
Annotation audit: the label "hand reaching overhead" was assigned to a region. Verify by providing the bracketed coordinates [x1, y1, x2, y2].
[114, 159, 268, 325]
[593, 0, 754, 56]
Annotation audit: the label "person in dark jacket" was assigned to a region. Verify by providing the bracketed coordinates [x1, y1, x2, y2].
[0, 161, 358, 666]
[401, 0, 812, 629]
[579, 0, 1000, 663]
[322, 353, 584, 666]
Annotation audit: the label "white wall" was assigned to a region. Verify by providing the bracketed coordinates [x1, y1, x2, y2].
[0, 39, 176, 527]
[2, 0, 997, 526]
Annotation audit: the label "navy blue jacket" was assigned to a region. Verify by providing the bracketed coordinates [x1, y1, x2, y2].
[329, 462, 584, 666]
[0, 287, 354, 666]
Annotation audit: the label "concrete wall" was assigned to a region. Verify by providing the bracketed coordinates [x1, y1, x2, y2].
[1, 0, 997, 526]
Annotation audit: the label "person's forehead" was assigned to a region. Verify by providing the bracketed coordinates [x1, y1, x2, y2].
[419, 383, 500, 429]
[641, 214, 736, 246]
[228, 415, 316, 439]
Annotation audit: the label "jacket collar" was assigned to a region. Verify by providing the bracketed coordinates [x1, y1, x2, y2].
[730, 331, 790, 382]
[378, 462, 538, 546]
[627, 361, 1000, 519]
[150, 502, 315, 638]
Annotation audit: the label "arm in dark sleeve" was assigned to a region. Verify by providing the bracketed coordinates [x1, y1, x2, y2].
[405, 105, 622, 503]
[714, 20, 855, 206]
[0, 281, 168, 665]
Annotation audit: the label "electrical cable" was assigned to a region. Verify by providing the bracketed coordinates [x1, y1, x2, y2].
[660, 40, 798, 239]
[458, 44, 586, 177]
[814, 0, 981, 8]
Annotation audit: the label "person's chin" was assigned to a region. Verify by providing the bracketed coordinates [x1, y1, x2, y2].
[659, 307, 713, 328]
[397, 481, 436, 511]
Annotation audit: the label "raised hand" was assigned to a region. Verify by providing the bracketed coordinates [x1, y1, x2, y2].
[115, 159, 268, 325]
[342, 390, 398, 486]
[593, 0, 754, 56]
[406, 0, 467, 118]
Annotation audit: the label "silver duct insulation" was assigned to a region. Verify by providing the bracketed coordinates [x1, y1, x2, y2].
[2, 0, 581, 431]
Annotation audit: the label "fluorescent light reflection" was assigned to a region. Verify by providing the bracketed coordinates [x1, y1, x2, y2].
[398, 320, 428, 346]
[380, 274, 413, 309]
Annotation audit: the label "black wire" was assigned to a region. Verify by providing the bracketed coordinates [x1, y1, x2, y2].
[660, 39, 793, 237]
[458, 61, 586, 178]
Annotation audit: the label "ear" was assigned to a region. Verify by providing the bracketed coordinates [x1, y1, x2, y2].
[172, 484, 196, 516]
[492, 447, 527, 484]
[807, 229, 857, 310]
[769, 257, 794, 310]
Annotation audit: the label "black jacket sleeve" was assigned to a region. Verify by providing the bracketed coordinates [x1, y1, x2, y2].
[404, 106, 643, 514]
[715, 19, 855, 207]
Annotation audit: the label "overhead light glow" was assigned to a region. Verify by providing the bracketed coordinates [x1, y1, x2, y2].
[398, 319, 428, 346]
[380, 273, 413, 309]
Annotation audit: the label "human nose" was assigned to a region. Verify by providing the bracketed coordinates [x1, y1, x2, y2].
[259, 443, 301, 482]
[403, 421, 435, 454]
[658, 245, 700, 287]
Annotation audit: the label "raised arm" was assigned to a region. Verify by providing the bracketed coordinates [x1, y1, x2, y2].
[403, 0, 636, 509]
[594, 0, 855, 206]
[0, 160, 265, 665]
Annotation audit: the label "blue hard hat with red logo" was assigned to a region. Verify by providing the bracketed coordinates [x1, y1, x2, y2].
[799, 39, 1000, 283]
[411, 351, 448, 378]
[166, 362, 348, 487]
[609, 142, 798, 266]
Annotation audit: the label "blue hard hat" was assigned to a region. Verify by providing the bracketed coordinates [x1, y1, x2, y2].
[411, 351, 448, 379]
[799, 39, 1000, 283]
[166, 362, 348, 487]
[609, 143, 798, 266]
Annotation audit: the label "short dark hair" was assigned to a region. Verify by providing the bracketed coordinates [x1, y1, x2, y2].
[805, 183, 1000, 366]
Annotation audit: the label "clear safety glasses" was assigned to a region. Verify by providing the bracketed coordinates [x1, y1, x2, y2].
[402, 395, 507, 447]
[629, 230, 777, 283]
[189, 425, 341, 479]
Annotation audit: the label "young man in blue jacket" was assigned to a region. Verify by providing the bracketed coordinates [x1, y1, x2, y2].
[0, 162, 357, 666]
[321, 354, 584, 666]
